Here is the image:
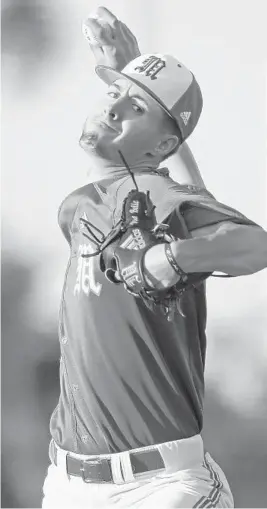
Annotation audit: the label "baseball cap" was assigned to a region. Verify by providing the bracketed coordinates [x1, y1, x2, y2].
[95, 53, 203, 143]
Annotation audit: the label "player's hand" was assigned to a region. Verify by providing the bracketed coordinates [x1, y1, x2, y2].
[82, 6, 141, 71]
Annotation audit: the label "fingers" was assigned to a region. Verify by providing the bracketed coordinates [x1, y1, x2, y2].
[96, 6, 119, 27]
[90, 44, 105, 61]
[95, 7, 140, 54]
[114, 271, 122, 282]
[120, 22, 139, 50]
[83, 8, 141, 69]
[120, 23, 141, 59]
[83, 17, 113, 47]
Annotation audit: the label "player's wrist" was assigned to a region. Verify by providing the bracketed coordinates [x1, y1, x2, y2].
[164, 243, 188, 283]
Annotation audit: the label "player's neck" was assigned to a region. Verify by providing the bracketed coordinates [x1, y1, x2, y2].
[85, 155, 160, 184]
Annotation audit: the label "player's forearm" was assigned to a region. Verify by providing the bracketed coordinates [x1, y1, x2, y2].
[143, 224, 267, 289]
[165, 142, 207, 188]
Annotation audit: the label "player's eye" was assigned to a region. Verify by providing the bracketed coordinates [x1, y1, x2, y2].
[107, 90, 119, 99]
[132, 103, 144, 114]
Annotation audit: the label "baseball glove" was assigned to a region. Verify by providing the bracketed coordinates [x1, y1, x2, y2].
[80, 183, 211, 321]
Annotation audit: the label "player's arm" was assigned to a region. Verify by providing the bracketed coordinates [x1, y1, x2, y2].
[163, 142, 207, 188]
[83, 7, 206, 189]
[143, 221, 267, 289]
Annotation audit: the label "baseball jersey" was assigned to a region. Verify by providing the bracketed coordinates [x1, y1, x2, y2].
[49, 171, 256, 455]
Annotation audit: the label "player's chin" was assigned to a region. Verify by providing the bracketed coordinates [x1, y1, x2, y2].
[79, 135, 110, 160]
[79, 132, 98, 151]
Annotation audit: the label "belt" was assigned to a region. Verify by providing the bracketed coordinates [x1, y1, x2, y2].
[50, 440, 166, 484]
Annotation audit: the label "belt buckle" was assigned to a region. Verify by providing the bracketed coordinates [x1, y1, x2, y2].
[80, 458, 112, 484]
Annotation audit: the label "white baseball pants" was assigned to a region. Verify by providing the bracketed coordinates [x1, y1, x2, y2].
[42, 434, 234, 508]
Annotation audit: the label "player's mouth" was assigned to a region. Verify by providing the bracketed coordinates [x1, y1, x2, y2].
[94, 119, 119, 133]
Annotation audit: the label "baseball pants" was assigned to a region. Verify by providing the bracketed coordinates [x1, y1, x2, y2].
[42, 434, 234, 508]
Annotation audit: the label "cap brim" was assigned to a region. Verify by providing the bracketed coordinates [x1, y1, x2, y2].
[95, 65, 179, 129]
[95, 65, 127, 87]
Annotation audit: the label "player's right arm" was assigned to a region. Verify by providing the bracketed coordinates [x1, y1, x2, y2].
[164, 142, 207, 189]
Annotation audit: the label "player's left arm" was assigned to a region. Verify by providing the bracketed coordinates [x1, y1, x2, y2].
[143, 221, 267, 290]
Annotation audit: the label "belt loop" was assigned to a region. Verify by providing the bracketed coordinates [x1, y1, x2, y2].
[110, 454, 125, 485]
[118, 452, 135, 483]
[54, 441, 70, 480]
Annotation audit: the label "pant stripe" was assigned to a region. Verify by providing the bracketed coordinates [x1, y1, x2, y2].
[200, 456, 223, 508]
[193, 455, 223, 508]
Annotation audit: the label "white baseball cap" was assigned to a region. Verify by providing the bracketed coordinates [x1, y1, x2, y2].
[95, 53, 203, 143]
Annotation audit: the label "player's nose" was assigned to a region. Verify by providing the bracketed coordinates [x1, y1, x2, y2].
[103, 96, 126, 122]
[107, 108, 119, 122]
[104, 104, 119, 122]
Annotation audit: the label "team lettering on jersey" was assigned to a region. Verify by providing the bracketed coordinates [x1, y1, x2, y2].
[74, 244, 102, 297]
[74, 212, 102, 297]
[134, 56, 166, 80]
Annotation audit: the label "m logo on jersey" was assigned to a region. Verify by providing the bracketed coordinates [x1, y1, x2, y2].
[74, 212, 102, 297]
[74, 244, 102, 297]
[134, 56, 166, 80]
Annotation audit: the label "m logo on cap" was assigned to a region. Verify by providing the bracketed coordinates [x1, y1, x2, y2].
[134, 55, 166, 80]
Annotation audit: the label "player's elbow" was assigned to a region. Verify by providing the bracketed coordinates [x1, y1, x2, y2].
[240, 226, 267, 275]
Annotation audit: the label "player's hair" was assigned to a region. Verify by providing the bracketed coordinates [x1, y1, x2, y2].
[160, 113, 181, 162]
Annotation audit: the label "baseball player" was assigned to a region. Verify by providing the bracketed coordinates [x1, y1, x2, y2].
[42, 7, 267, 508]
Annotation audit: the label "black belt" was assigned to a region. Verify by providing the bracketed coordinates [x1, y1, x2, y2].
[50, 440, 165, 483]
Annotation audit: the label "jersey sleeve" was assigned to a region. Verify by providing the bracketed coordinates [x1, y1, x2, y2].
[183, 201, 258, 233]
[170, 184, 259, 234]
[57, 187, 88, 245]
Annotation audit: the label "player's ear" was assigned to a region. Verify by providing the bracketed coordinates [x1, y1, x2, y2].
[153, 135, 179, 158]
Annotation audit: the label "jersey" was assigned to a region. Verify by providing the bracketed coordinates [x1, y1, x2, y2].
[49, 171, 256, 455]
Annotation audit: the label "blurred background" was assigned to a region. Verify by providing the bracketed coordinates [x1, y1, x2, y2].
[1, 0, 267, 507]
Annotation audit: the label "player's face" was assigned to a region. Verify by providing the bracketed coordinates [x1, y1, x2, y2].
[80, 79, 169, 164]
